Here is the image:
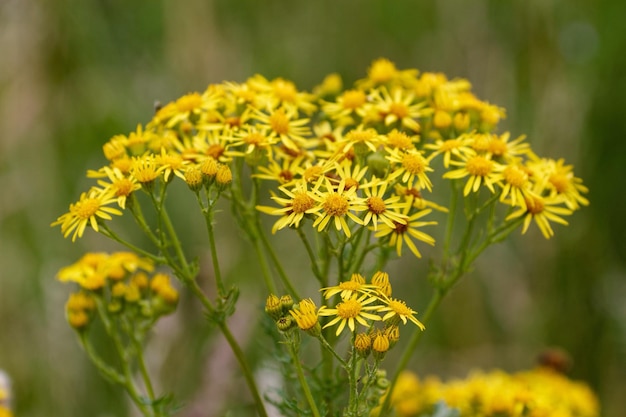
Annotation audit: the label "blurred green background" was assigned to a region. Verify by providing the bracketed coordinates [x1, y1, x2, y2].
[1, 0, 625, 416]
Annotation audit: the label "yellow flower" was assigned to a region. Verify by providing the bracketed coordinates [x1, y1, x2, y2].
[443, 151, 503, 196]
[506, 190, 572, 239]
[256, 181, 316, 233]
[308, 177, 367, 238]
[289, 298, 320, 335]
[387, 149, 434, 191]
[321, 273, 379, 300]
[156, 147, 189, 182]
[425, 136, 473, 168]
[251, 107, 311, 151]
[532, 158, 589, 210]
[90, 166, 141, 209]
[369, 86, 430, 132]
[379, 298, 425, 330]
[51, 188, 123, 241]
[496, 163, 531, 208]
[318, 293, 382, 336]
[322, 89, 367, 122]
[362, 179, 410, 231]
[375, 204, 436, 258]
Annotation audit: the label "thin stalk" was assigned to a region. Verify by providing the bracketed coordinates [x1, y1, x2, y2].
[197, 194, 227, 296]
[346, 333, 359, 416]
[256, 220, 299, 297]
[297, 227, 325, 285]
[250, 227, 279, 294]
[99, 225, 166, 264]
[288, 344, 322, 417]
[317, 334, 348, 368]
[378, 289, 444, 416]
[186, 279, 269, 417]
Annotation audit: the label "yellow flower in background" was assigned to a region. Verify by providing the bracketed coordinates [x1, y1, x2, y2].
[51, 188, 123, 241]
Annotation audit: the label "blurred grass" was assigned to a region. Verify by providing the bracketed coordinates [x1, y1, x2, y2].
[1, 0, 625, 416]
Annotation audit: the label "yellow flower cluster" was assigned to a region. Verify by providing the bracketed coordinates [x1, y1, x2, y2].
[52, 58, 588, 249]
[58, 252, 179, 329]
[390, 368, 599, 417]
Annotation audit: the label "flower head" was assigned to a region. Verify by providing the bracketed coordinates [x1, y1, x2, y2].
[319, 293, 382, 336]
[51, 188, 123, 241]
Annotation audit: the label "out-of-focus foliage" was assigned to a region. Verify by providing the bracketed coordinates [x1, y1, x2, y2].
[0, 0, 624, 416]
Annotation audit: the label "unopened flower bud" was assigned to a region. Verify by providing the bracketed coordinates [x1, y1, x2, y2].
[184, 166, 204, 192]
[372, 331, 390, 360]
[354, 333, 372, 358]
[433, 110, 452, 129]
[216, 165, 232, 189]
[276, 315, 296, 332]
[280, 294, 294, 312]
[265, 294, 283, 320]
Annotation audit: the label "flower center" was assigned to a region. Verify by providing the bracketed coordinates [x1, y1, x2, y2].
[388, 299, 411, 316]
[245, 132, 265, 145]
[466, 156, 493, 177]
[387, 130, 413, 150]
[114, 178, 135, 196]
[270, 109, 290, 135]
[337, 299, 362, 319]
[503, 166, 527, 188]
[344, 178, 359, 189]
[525, 196, 545, 215]
[347, 129, 376, 143]
[440, 139, 461, 152]
[279, 169, 294, 182]
[549, 173, 569, 193]
[367, 196, 387, 214]
[75, 198, 100, 219]
[402, 153, 426, 174]
[489, 139, 508, 156]
[389, 102, 409, 119]
[304, 166, 324, 182]
[206, 144, 225, 160]
[393, 221, 408, 234]
[342, 90, 366, 109]
[323, 193, 349, 217]
[292, 192, 315, 213]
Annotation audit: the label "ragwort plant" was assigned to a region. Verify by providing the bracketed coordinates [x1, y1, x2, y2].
[52, 59, 591, 417]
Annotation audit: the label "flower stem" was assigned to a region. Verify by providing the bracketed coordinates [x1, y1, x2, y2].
[288, 343, 322, 417]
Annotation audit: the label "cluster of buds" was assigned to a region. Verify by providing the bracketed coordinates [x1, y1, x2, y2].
[354, 324, 400, 361]
[265, 294, 321, 337]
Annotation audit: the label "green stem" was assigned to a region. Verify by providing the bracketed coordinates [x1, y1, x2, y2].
[197, 194, 227, 296]
[256, 220, 299, 297]
[250, 226, 279, 295]
[347, 333, 359, 416]
[378, 289, 444, 416]
[288, 343, 322, 417]
[317, 334, 348, 368]
[297, 227, 325, 285]
[186, 280, 269, 417]
[99, 225, 166, 264]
